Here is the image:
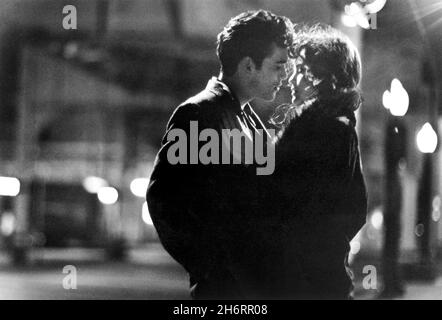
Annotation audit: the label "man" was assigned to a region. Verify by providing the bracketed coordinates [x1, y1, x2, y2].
[146, 10, 293, 299]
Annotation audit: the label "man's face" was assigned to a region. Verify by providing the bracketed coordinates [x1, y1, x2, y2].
[250, 44, 289, 101]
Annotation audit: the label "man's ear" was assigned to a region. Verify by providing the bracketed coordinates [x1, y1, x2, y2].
[238, 56, 256, 75]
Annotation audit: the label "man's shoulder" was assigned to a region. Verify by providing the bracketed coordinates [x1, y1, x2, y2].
[181, 85, 234, 112]
[170, 87, 232, 123]
[182, 87, 218, 106]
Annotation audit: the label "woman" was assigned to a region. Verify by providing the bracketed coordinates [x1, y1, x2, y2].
[269, 25, 368, 299]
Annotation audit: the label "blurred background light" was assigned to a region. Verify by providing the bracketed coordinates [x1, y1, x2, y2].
[433, 196, 441, 210]
[416, 123, 438, 153]
[345, 2, 363, 16]
[365, 0, 387, 14]
[371, 208, 384, 230]
[343, 0, 387, 29]
[83, 176, 108, 194]
[130, 178, 150, 198]
[390, 79, 409, 116]
[383, 78, 409, 116]
[432, 196, 441, 222]
[432, 207, 441, 222]
[0, 213, 15, 236]
[355, 15, 370, 29]
[142, 202, 153, 226]
[415, 223, 425, 237]
[97, 187, 118, 205]
[0, 177, 20, 196]
[350, 240, 361, 255]
[341, 13, 358, 27]
[382, 90, 392, 110]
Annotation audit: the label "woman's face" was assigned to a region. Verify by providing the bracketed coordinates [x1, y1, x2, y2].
[288, 61, 318, 104]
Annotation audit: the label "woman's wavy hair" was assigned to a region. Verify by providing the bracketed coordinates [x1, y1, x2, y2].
[270, 24, 363, 128]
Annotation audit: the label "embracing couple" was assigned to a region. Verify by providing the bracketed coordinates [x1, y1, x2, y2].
[146, 10, 367, 300]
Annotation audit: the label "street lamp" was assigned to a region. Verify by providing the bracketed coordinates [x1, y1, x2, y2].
[415, 122, 438, 278]
[383, 79, 409, 116]
[416, 123, 438, 154]
[381, 78, 408, 297]
[0, 177, 20, 197]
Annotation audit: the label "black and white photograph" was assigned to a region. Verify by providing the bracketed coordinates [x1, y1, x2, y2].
[0, 0, 441, 305]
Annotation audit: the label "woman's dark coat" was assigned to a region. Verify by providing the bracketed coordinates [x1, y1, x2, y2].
[268, 105, 368, 299]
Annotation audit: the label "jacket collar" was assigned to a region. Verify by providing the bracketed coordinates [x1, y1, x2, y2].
[206, 77, 242, 113]
[206, 77, 271, 137]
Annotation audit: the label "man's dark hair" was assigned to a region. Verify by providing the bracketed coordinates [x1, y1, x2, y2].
[216, 10, 294, 77]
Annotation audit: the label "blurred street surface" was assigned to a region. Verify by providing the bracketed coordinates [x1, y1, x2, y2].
[0, 244, 442, 300]
[0, 244, 189, 300]
[351, 255, 442, 300]
[354, 277, 442, 300]
[355, 279, 442, 300]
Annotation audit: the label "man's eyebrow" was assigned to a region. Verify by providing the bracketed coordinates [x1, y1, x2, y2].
[276, 59, 288, 64]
